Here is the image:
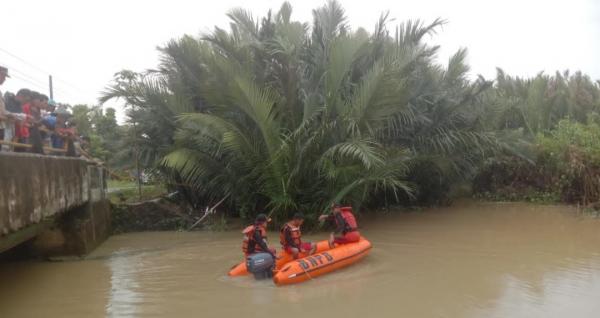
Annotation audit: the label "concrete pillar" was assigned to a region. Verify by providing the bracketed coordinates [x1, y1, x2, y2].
[28, 166, 111, 257]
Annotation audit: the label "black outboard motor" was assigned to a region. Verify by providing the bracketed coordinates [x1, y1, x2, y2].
[246, 252, 275, 279]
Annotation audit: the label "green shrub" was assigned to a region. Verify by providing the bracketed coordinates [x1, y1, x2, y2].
[536, 119, 600, 204]
[475, 118, 600, 205]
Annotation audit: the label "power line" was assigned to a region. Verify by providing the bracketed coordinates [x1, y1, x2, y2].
[0, 46, 96, 99]
[5, 64, 48, 88]
[9, 73, 47, 92]
[53, 76, 95, 96]
[6, 63, 83, 100]
[8, 73, 89, 105]
[0, 47, 51, 75]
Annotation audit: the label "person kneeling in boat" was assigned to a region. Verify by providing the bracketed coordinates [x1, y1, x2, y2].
[280, 212, 316, 259]
[242, 214, 277, 259]
[318, 204, 360, 247]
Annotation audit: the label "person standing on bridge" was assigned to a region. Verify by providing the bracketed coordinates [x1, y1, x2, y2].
[27, 92, 44, 154]
[12, 89, 31, 151]
[319, 203, 360, 247]
[0, 65, 13, 151]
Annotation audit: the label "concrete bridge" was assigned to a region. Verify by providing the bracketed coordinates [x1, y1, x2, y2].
[0, 152, 110, 257]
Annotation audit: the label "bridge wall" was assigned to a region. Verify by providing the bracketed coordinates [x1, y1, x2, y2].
[0, 152, 110, 255]
[0, 153, 90, 235]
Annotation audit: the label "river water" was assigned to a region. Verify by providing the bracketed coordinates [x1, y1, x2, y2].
[1, 201, 600, 318]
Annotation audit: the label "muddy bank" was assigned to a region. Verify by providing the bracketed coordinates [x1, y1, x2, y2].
[110, 201, 237, 233]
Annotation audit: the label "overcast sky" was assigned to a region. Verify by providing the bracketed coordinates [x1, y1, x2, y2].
[1, 0, 599, 122]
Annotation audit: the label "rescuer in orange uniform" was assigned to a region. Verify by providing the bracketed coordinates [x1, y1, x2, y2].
[242, 214, 276, 258]
[319, 203, 360, 247]
[279, 212, 316, 259]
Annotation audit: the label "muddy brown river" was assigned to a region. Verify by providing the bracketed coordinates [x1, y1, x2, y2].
[1, 201, 600, 317]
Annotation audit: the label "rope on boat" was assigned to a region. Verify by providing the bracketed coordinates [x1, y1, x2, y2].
[299, 261, 314, 280]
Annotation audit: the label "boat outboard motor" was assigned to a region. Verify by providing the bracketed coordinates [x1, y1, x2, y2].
[246, 252, 275, 279]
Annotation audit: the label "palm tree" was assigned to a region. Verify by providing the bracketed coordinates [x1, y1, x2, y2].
[102, 1, 503, 221]
[484, 69, 600, 135]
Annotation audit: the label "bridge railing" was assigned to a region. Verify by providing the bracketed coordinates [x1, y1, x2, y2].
[0, 140, 67, 154]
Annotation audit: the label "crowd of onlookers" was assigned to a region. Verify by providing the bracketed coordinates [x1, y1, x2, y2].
[0, 65, 91, 158]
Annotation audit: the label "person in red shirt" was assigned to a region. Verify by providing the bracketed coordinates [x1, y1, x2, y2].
[279, 213, 316, 259]
[319, 203, 360, 247]
[16, 93, 32, 145]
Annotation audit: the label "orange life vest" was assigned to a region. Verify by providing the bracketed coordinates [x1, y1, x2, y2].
[279, 222, 302, 247]
[337, 207, 358, 234]
[242, 224, 267, 255]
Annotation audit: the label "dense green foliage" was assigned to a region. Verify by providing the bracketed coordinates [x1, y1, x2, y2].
[477, 118, 600, 205]
[101, 1, 504, 221]
[475, 71, 600, 205]
[70, 104, 121, 163]
[100, 1, 600, 220]
[483, 69, 600, 135]
[100, 70, 179, 173]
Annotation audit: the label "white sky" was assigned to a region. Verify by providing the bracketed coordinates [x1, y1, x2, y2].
[1, 0, 599, 122]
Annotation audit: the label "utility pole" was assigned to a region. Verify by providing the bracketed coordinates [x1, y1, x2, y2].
[133, 112, 142, 201]
[48, 75, 53, 99]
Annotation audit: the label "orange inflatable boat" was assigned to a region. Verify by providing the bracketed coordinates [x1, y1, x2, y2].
[228, 240, 332, 276]
[273, 237, 371, 286]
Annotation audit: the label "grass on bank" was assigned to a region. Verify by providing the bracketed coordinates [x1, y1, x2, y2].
[107, 179, 167, 204]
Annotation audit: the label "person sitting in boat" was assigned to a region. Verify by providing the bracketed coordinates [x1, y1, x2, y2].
[318, 203, 360, 247]
[242, 214, 276, 259]
[279, 212, 317, 259]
